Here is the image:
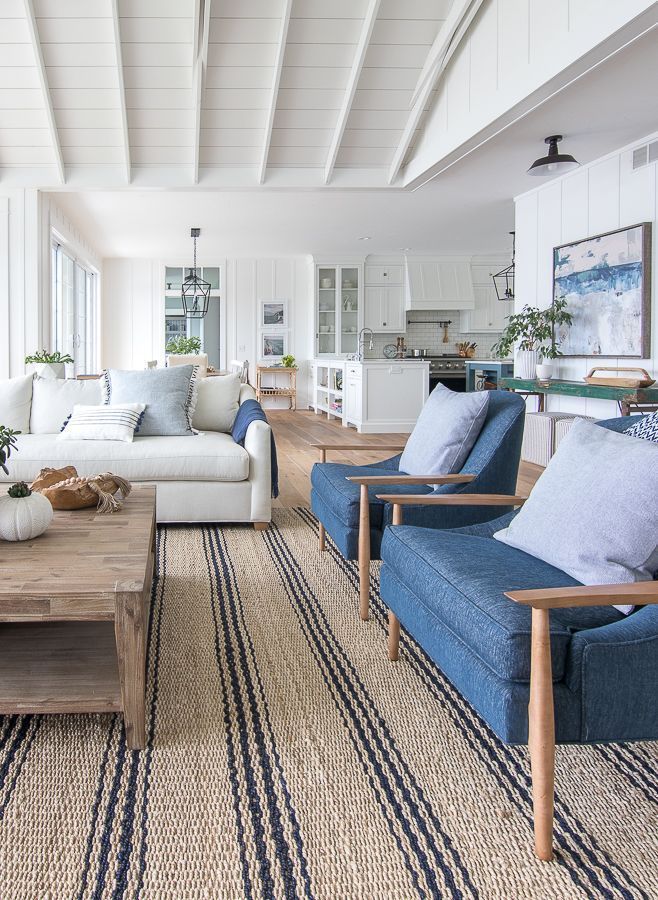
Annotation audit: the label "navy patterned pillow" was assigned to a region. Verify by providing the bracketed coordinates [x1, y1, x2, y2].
[624, 411, 658, 443]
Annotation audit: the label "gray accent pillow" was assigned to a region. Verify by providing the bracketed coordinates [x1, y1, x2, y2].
[102, 366, 198, 436]
[494, 419, 658, 610]
[399, 383, 489, 476]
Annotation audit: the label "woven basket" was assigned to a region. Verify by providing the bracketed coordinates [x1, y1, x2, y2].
[30, 466, 132, 512]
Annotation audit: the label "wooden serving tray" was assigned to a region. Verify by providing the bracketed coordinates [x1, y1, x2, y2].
[584, 366, 655, 388]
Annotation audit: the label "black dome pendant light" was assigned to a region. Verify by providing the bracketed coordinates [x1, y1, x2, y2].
[528, 135, 580, 177]
[181, 227, 211, 319]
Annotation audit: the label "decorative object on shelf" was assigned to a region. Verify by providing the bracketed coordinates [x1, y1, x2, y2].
[334, 370, 343, 391]
[261, 300, 288, 328]
[281, 354, 297, 369]
[0, 425, 19, 476]
[181, 228, 211, 319]
[383, 343, 398, 359]
[320, 277, 333, 289]
[0, 481, 53, 541]
[165, 335, 201, 355]
[583, 366, 655, 388]
[553, 223, 652, 358]
[536, 361, 554, 380]
[31, 466, 132, 513]
[342, 279, 355, 288]
[24, 349, 74, 380]
[261, 332, 288, 360]
[167, 282, 172, 290]
[396, 336, 407, 358]
[492, 297, 573, 379]
[527, 134, 580, 176]
[492, 231, 515, 301]
[343, 297, 355, 311]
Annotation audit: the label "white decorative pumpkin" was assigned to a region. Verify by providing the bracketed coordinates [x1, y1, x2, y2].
[0, 485, 53, 541]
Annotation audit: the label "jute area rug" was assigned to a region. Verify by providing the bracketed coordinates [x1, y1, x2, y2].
[1, 509, 657, 899]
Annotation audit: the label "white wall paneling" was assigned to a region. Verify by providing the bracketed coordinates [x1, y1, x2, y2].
[514, 129, 658, 418]
[0, 198, 9, 378]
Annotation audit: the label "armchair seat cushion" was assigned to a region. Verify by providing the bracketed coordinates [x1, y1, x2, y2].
[381, 525, 624, 683]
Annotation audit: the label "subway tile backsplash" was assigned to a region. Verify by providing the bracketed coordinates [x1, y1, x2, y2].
[364, 310, 503, 359]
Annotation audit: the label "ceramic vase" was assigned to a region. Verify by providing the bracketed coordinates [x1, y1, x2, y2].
[536, 361, 554, 380]
[516, 349, 540, 380]
[27, 362, 66, 380]
[0, 490, 53, 541]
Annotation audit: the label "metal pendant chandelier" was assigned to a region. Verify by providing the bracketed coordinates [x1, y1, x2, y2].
[492, 231, 515, 302]
[182, 228, 211, 319]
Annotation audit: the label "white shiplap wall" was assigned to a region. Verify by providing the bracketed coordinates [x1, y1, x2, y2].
[514, 129, 658, 418]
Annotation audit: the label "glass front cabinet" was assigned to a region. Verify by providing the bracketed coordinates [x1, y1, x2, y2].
[315, 264, 363, 357]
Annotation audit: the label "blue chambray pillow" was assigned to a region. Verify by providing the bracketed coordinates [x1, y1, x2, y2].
[624, 411, 658, 443]
[399, 384, 489, 476]
[102, 366, 198, 436]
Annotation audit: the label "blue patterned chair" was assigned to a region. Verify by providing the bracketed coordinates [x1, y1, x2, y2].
[376, 414, 658, 860]
[310, 390, 526, 619]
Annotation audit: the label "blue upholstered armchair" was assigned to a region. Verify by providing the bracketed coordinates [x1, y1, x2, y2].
[376, 414, 658, 861]
[310, 390, 526, 619]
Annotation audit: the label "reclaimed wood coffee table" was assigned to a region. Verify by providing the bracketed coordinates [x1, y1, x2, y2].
[0, 485, 156, 749]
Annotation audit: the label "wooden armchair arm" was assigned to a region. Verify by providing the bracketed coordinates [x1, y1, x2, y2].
[506, 582, 658, 609]
[375, 493, 525, 526]
[347, 473, 475, 486]
[311, 442, 406, 462]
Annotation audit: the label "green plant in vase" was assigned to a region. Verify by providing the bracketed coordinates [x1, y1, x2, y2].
[491, 297, 572, 380]
[281, 354, 297, 369]
[25, 349, 74, 380]
[0, 425, 19, 476]
[165, 335, 202, 355]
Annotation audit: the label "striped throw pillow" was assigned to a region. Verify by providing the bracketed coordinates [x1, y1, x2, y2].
[58, 404, 146, 443]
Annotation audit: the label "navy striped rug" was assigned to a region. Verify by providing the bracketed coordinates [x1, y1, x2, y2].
[1, 509, 656, 899]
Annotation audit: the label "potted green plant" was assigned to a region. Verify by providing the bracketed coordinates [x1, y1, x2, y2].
[491, 297, 572, 380]
[281, 354, 297, 369]
[25, 349, 74, 380]
[165, 336, 202, 355]
[0, 425, 19, 476]
[0, 427, 53, 541]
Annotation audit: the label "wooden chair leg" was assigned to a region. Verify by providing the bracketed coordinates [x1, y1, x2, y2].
[388, 611, 400, 661]
[528, 607, 556, 861]
[359, 484, 370, 620]
[318, 522, 326, 551]
[254, 522, 269, 531]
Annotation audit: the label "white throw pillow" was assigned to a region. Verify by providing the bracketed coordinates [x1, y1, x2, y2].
[399, 384, 490, 476]
[0, 373, 33, 432]
[58, 403, 146, 443]
[494, 419, 658, 613]
[192, 374, 241, 433]
[30, 377, 102, 434]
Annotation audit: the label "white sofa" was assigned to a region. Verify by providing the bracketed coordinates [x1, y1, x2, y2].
[0, 374, 272, 526]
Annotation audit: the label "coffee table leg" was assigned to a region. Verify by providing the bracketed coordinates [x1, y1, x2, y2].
[115, 591, 147, 750]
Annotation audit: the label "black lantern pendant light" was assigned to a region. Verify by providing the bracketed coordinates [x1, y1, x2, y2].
[492, 231, 515, 302]
[182, 228, 211, 319]
[528, 134, 580, 177]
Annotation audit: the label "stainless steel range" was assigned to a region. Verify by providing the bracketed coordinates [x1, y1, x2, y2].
[426, 355, 468, 392]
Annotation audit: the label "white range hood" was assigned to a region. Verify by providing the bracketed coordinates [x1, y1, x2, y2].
[405, 258, 475, 310]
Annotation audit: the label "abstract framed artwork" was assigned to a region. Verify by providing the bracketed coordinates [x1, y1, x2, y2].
[553, 222, 652, 357]
[261, 331, 288, 360]
[260, 300, 288, 328]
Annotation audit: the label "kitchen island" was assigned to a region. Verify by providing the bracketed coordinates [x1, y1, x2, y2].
[312, 358, 429, 433]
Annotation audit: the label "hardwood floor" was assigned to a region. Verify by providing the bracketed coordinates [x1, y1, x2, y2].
[269, 409, 542, 508]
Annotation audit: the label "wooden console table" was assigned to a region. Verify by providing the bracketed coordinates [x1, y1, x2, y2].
[500, 377, 658, 416]
[0, 485, 156, 749]
[256, 366, 297, 409]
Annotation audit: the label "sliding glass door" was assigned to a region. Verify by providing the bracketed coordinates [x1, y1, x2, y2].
[51, 242, 99, 376]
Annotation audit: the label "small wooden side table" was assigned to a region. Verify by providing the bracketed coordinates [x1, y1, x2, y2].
[256, 366, 297, 410]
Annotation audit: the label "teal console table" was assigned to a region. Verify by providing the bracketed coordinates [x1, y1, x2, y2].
[500, 377, 658, 416]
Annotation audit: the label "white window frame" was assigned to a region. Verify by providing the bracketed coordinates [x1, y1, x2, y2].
[51, 232, 100, 376]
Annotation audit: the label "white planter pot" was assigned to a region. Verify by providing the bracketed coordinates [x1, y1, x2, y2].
[516, 349, 540, 380]
[27, 362, 66, 380]
[0, 490, 53, 541]
[536, 361, 554, 380]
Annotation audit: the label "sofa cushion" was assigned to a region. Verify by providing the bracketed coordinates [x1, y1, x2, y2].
[380, 525, 623, 683]
[103, 366, 198, 436]
[0, 373, 33, 432]
[192, 373, 241, 433]
[30, 377, 102, 434]
[399, 384, 489, 476]
[4, 432, 249, 483]
[59, 403, 146, 443]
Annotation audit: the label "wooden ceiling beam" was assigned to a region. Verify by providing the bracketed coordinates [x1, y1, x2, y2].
[110, 0, 130, 183]
[258, 0, 293, 185]
[324, 0, 381, 185]
[193, 0, 212, 184]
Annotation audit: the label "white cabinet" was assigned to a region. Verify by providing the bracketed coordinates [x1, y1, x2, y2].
[460, 263, 513, 333]
[342, 361, 429, 433]
[315, 264, 363, 357]
[365, 264, 403, 285]
[364, 286, 405, 333]
[344, 372, 362, 424]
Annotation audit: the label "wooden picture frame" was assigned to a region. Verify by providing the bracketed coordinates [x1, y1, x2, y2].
[552, 222, 652, 358]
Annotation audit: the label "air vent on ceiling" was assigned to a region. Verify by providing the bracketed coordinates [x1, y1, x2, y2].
[632, 140, 658, 170]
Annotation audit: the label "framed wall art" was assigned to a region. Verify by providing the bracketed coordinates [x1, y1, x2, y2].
[553, 222, 652, 357]
[261, 331, 288, 360]
[260, 300, 288, 328]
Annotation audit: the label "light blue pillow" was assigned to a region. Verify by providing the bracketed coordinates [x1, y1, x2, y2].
[399, 384, 489, 476]
[102, 366, 198, 436]
[494, 419, 658, 611]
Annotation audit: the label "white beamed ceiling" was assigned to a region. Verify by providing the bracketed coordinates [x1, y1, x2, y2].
[0, 0, 448, 186]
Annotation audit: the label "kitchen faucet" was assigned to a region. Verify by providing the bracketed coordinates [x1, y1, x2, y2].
[357, 327, 374, 360]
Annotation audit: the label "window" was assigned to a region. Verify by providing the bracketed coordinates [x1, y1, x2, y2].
[51, 240, 99, 376]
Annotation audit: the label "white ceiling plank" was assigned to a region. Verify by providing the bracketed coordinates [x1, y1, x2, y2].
[324, 0, 381, 185]
[257, 0, 292, 185]
[388, 0, 486, 185]
[111, 0, 130, 183]
[193, 0, 211, 184]
[21, 0, 64, 182]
